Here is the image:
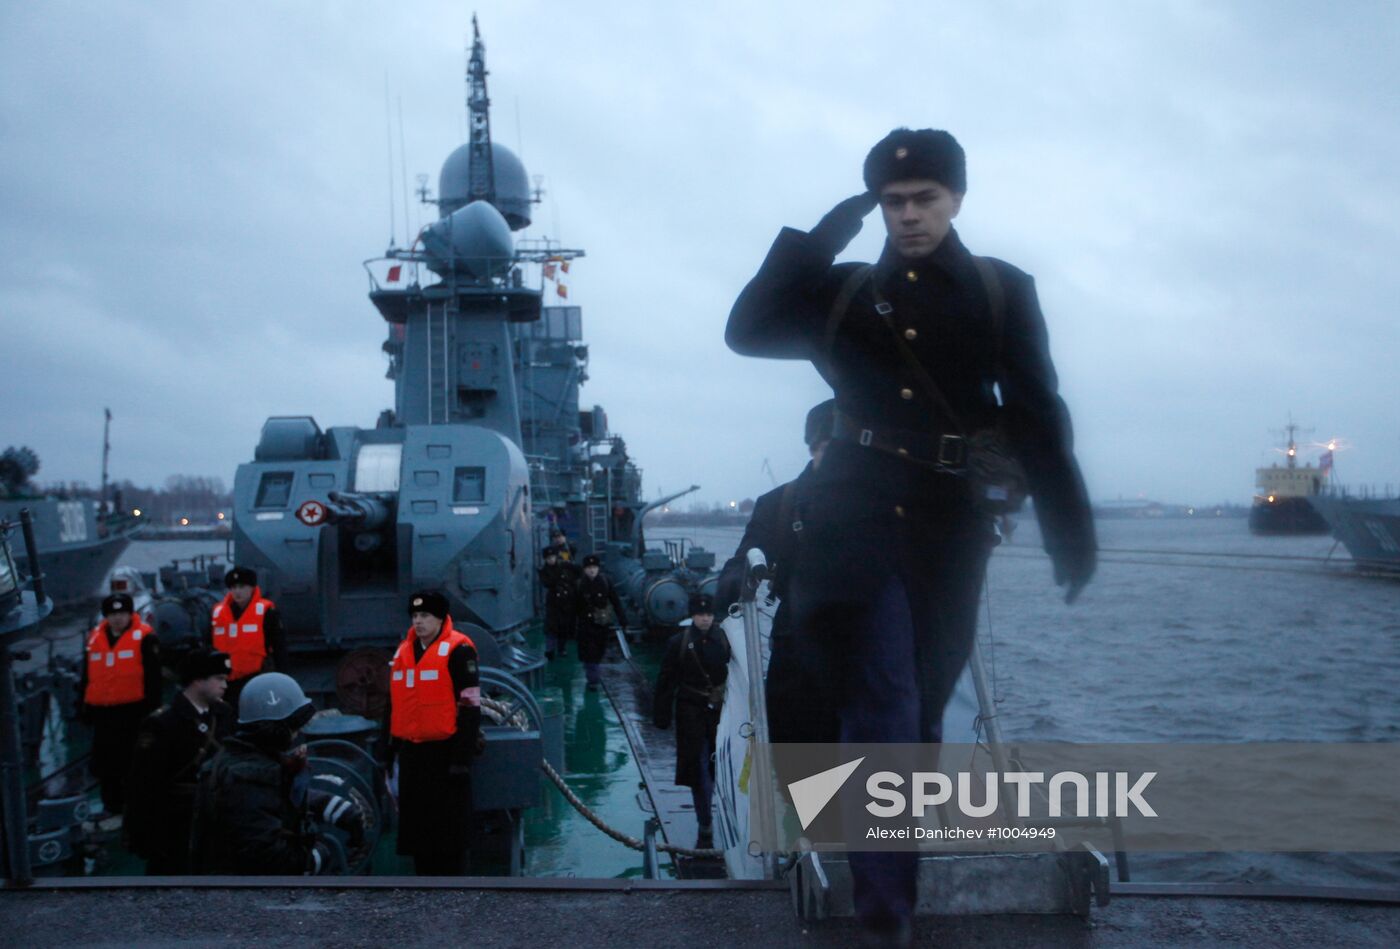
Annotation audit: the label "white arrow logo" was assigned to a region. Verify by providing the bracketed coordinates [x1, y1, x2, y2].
[787, 756, 865, 830]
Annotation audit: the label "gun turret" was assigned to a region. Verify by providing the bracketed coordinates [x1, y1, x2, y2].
[324, 492, 391, 530]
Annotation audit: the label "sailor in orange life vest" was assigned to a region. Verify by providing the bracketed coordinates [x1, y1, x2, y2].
[210, 567, 289, 711]
[79, 592, 162, 817]
[386, 590, 484, 875]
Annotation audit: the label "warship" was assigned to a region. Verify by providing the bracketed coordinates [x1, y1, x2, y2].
[1308, 491, 1400, 574]
[0, 445, 142, 608]
[4, 16, 724, 881]
[1248, 422, 1330, 535]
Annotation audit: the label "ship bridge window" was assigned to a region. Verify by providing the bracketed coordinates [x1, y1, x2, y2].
[540, 305, 582, 341]
[453, 467, 486, 503]
[255, 472, 294, 509]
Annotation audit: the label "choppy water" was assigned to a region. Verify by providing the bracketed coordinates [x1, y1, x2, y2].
[656, 518, 1400, 887]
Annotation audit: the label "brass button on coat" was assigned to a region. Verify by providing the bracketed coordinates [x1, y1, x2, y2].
[896, 447, 909, 456]
[900, 387, 914, 400]
[905, 270, 919, 282]
[894, 504, 906, 518]
[904, 328, 917, 340]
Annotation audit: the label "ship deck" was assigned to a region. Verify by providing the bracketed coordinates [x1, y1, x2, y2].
[5, 879, 1400, 947]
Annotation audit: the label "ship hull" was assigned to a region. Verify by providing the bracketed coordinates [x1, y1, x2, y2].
[1248, 497, 1330, 535]
[2, 498, 140, 607]
[1308, 495, 1400, 573]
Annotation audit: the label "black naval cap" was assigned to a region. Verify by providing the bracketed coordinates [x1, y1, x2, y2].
[542, 545, 559, 558]
[179, 649, 232, 685]
[689, 593, 715, 616]
[582, 554, 602, 568]
[863, 128, 967, 194]
[407, 590, 450, 620]
[101, 593, 134, 616]
[805, 399, 836, 447]
[224, 566, 257, 588]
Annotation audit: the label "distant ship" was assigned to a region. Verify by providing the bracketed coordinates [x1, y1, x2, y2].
[1248, 423, 1330, 535]
[1, 446, 142, 608]
[1308, 494, 1400, 574]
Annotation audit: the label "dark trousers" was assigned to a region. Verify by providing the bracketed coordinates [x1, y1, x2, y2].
[88, 703, 147, 813]
[786, 517, 993, 927]
[544, 610, 573, 658]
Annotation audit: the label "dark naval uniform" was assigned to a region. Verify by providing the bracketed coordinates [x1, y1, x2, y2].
[725, 129, 1095, 933]
[123, 693, 235, 873]
[653, 611, 731, 840]
[190, 736, 331, 874]
[539, 555, 581, 658]
[714, 466, 831, 746]
[574, 567, 626, 685]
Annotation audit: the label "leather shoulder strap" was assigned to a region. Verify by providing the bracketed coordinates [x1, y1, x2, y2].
[970, 256, 1007, 360]
[820, 264, 874, 370]
[870, 281, 967, 434]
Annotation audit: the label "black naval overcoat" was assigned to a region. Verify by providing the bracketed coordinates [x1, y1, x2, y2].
[652, 625, 731, 788]
[727, 225, 1095, 742]
[124, 693, 235, 873]
[539, 560, 581, 641]
[726, 226, 1095, 606]
[714, 467, 829, 744]
[574, 574, 626, 665]
[714, 464, 811, 620]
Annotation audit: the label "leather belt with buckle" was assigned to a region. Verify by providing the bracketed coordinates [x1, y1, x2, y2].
[833, 410, 967, 471]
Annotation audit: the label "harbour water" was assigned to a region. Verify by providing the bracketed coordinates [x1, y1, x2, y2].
[21, 518, 1400, 887]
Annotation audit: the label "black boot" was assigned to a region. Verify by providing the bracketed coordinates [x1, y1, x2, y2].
[696, 823, 713, 849]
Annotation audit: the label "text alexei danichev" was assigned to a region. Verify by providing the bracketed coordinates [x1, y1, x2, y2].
[864, 771, 1157, 819]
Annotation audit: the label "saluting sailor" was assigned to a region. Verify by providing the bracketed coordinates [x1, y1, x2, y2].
[726, 127, 1096, 943]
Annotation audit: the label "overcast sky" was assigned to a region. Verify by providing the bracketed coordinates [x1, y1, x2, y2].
[3, 1, 1397, 508]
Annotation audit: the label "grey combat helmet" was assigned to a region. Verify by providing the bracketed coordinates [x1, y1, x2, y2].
[238, 672, 315, 728]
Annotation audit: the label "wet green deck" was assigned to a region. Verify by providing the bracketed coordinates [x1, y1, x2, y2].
[23, 621, 683, 880]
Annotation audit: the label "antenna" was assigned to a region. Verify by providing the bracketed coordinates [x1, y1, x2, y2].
[100, 408, 112, 513]
[383, 74, 397, 248]
[466, 14, 496, 205]
[397, 96, 412, 247]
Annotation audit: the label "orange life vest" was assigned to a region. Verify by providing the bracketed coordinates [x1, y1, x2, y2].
[85, 618, 152, 706]
[389, 617, 475, 743]
[211, 588, 275, 681]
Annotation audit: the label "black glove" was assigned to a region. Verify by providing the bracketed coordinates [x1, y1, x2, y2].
[308, 839, 334, 875]
[809, 192, 878, 258]
[321, 794, 365, 847]
[1052, 545, 1096, 604]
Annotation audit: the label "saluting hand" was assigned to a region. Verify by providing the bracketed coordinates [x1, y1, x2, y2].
[809, 192, 878, 258]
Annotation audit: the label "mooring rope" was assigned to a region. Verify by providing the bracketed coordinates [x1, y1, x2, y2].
[478, 696, 721, 859]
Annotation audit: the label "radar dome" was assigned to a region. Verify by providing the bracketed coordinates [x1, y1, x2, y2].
[438, 142, 532, 230]
[421, 200, 514, 281]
